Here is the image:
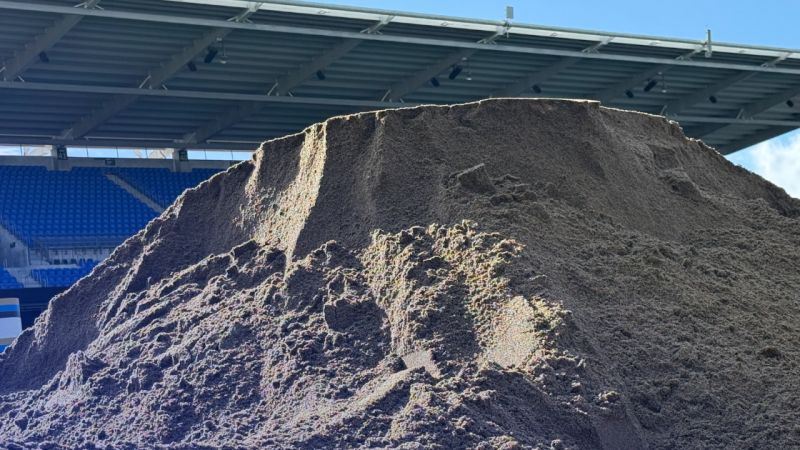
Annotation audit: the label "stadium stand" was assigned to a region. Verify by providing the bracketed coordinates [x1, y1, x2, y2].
[31, 261, 97, 288]
[0, 166, 156, 247]
[0, 157, 225, 331]
[0, 267, 23, 289]
[0, 162, 222, 294]
[114, 168, 221, 208]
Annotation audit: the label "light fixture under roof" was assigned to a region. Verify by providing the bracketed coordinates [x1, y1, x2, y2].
[625, 90, 634, 98]
[532, 84, 542, 94]
[430, 77, 440, 87]
[316, 70, 326, 80]
[448, 65, 463, 80]
[204, 47, 218, 64]
[643, 79, 657, 92]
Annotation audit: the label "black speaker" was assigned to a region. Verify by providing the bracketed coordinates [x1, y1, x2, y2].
[55, 145, 68, 160]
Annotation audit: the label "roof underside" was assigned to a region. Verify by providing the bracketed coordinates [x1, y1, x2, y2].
[1, 0, 799, 154]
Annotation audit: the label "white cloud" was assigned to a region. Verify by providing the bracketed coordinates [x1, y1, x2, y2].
[745, 132, 800, 199]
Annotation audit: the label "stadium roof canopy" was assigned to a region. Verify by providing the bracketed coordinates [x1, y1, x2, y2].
[1, 0, 799, 154]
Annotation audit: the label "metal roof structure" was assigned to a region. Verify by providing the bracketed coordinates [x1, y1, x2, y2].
[1, 0, 799, 154]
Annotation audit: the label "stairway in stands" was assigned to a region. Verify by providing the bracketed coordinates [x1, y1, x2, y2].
[4, 268, 40, 288]
[105, 173, 164, 213]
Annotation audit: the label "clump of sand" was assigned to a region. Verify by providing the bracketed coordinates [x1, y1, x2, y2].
[1, 99, 798, 449]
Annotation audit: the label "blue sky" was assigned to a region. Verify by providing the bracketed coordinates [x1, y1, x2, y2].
[313, 0, 800, 197]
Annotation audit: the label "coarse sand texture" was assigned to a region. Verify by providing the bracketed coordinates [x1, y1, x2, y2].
[1, 99, 798, 449]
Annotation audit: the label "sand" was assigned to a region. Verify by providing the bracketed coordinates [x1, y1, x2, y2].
[0, 99, 798, 449]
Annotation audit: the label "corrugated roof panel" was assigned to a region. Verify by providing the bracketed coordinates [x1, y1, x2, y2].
[0, 0, 797, 153]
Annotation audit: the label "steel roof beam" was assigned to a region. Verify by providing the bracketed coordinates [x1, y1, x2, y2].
[496, 39, 613, 97]
[9, 0, 800, 61]
[661, 71, 755, 114]
[738, 86, 800, 119]
[659, 53, 789, 115]
[693, 87, 800, 141]
[60, 94, 138, 139]
[1, 0, 101, 82]
[273, 17, 392, 96]
[384, 48, 473, 101]
[0, 80, 397, 106]
[592, 49, 704, 104]
[182, 17, 392, 145]
[671, 115, 800, 127]
[144, 28, 230, 89]
[384, 27, 509, 101]
[272, 40, 361, 94]
[59, 5, 259, 140]
[593, 65, 672, 104]
[495, 57, 579, 97]
[3, 80, 800, 129]
[2, 1, 798, 76]
[182, 101, 264, 145]
[718, 126, 797, 154]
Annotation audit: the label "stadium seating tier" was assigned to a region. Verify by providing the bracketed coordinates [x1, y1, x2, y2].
[0, 165, 220, 289]
[31, 261, 97, 288]
[114, 168, 221, 208]
[0, 267, 22, 289]
[0, 166, 156, 246]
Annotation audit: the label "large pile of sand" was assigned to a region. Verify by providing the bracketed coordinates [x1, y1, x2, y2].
[1, 99, 798, 449]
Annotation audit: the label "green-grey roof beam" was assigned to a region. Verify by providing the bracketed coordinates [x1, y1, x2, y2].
[661, 71, 755, 115]
[59, 5, 259, 140]
[182, 101, 264, 146]
[496, 38, 612, 97]
[4, 81, 800, 129]
[182, 17, 393, 146]
[739, 85, 800, 119]
[695, 86, 800, 141]
[1, 0, 101, 82]
[383, 27, 509, 102]
[1, 1, 800, 76]
[719, 126, 797, 154]
[272, 16, 392, 96]
[661, 54, 791, 115]
[592, 48, 703, 104]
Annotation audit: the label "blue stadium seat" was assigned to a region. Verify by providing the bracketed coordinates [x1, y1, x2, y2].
[30, 260, 97, 288]
[114, 168, 220, 208]
[0, 267, 23, 289]
[0, 166, 158, 246]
